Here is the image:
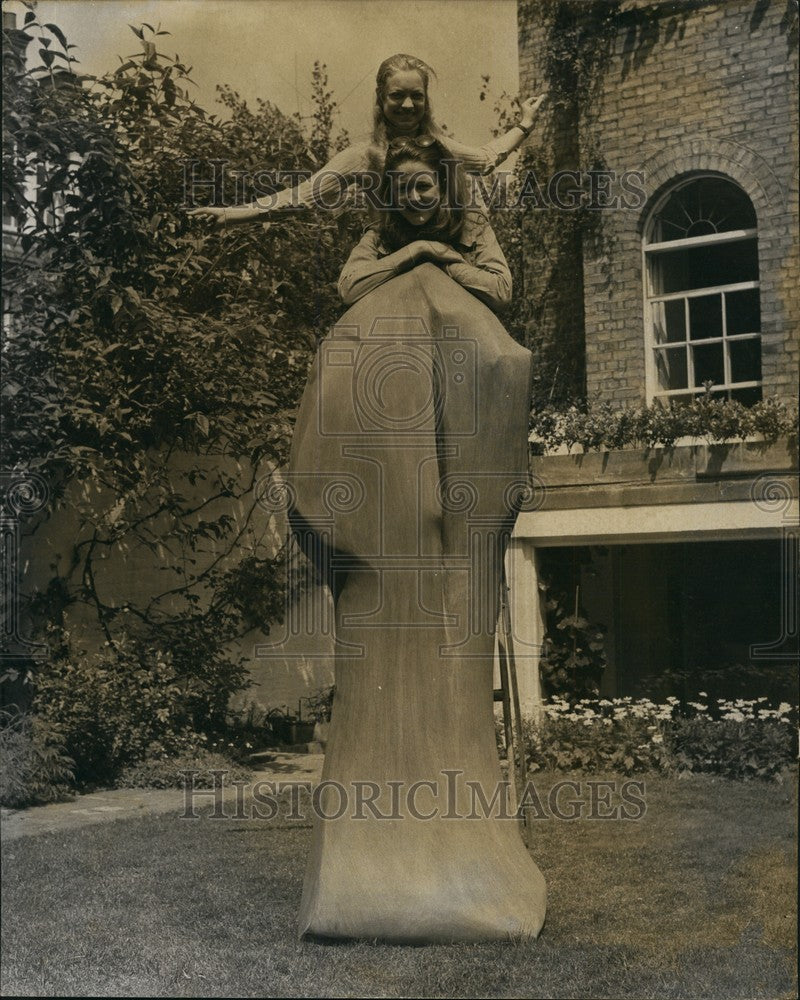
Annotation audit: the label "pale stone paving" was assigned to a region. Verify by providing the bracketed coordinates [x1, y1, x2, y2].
[0, 752, 325, 842]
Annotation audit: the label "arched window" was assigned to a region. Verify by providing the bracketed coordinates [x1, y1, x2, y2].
[643, 175, 762, 404]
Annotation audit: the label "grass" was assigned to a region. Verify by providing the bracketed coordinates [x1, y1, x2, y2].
[1, 772, 796, 998]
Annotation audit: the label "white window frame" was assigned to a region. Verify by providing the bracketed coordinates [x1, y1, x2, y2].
[643, 175, 762, 404]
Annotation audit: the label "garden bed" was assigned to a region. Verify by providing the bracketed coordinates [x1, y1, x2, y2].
[520, 697, 798, 780]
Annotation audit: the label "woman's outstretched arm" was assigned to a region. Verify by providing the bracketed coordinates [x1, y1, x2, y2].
[188, 142, 371, 226]
[443, 94, 546, 176]
[337, 230, 462, 305]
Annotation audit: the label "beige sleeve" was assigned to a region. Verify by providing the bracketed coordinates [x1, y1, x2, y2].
[444, 222, 512, 311]
[254, 142, 371, 212]
[337, 230, 421, 305]
[440, 134, 515, 176]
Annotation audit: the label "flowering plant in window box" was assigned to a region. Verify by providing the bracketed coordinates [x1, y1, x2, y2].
[529, 393, 797, 455]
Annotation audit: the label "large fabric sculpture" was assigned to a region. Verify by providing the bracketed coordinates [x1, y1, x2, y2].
[288, 262, 546, 942]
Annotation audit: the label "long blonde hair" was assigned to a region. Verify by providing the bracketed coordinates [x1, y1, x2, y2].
[368, 54, 443, 173]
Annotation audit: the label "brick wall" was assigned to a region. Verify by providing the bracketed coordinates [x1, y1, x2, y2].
[518, 0, 799, 406]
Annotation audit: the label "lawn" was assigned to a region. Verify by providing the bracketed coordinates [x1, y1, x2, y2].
[1, 773, 796, 998]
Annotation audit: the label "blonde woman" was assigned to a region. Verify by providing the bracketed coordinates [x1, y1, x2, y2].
[188, 53, 544, 224]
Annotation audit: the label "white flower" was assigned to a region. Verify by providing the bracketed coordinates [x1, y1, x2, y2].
[651, 734, 664, 745]
[698, 691, 708, 698]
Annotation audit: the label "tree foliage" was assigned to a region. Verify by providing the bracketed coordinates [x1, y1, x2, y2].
[2, 10, 360, 767]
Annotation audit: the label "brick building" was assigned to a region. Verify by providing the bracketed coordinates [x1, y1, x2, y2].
[507, 0, 798, 710]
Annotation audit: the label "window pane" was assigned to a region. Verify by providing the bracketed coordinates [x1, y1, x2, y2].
[648, 251, 684, 295]
[691, 240, 759, 287]
[688, 294, 722, 340]
[730, 386, 762, 405]
[648, 177, 757, 243]
[656, 347, 688, 391]
[692, 342, 725, 386]
[650, 239, 759, 293]
[653, 299, 686, 343]
[646, 179, 762, 405]
[729, 337, 762, 383]
[726, 288, 761, 336]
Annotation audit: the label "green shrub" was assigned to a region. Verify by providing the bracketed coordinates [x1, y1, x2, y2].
[116, 746, 252, 789]
[537, 605, 607, 700]
[524, 699, 671, 775]
[3, 16, 353, 777]
[303, 685, 335, 723]
[216, 702, 274, 760]
[523, 697, 798, 779]
[666, 704, 798, 780]
[0, 711, 74, 808]
[31, 627, 216, 786]
[537, 553, 607, 700]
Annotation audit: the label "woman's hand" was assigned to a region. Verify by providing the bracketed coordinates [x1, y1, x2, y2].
[519, 93, 546, 128]
[411, 240, 464, 266]
[186, 206, 228, 227]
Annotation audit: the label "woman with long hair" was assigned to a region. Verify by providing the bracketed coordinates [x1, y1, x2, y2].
[188, 54, 544, 225]
[287, 135, 546, 942]
[337, 134, 512, 312]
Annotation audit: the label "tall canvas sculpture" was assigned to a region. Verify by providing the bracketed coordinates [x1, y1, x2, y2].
[288, 264, 547, 942]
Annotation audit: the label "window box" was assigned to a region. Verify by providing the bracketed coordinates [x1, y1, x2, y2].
[530, 435, 797, 488]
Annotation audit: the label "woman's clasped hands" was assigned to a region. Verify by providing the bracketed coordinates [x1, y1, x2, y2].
[408, 240, 464, 267]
